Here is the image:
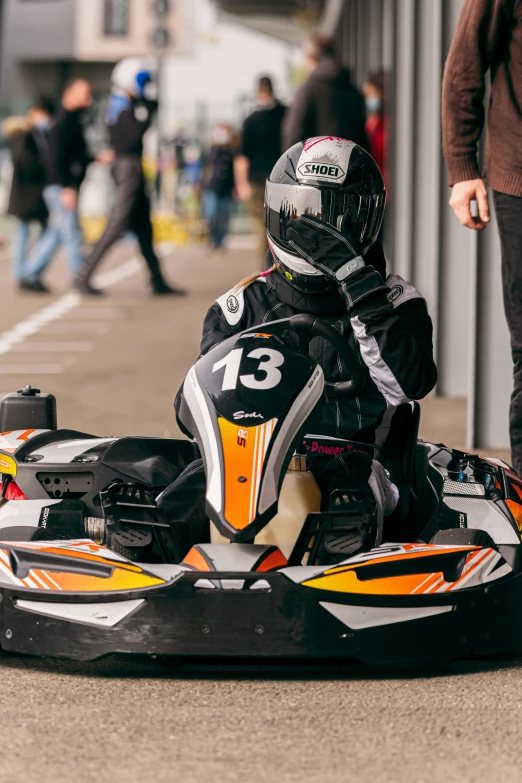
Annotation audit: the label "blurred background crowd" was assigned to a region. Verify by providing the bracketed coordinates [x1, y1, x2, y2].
[0, 0, 388, 284]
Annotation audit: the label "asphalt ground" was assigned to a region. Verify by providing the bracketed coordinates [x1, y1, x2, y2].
[0, 235, 518, 783]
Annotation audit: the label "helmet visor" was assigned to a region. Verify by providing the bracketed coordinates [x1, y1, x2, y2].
[265, 181, 386, 251]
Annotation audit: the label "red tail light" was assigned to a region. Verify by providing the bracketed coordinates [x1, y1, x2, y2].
[0, 481, 27, 501]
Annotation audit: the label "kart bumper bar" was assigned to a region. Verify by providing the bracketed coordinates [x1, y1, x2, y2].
[1, 570, 521, 663]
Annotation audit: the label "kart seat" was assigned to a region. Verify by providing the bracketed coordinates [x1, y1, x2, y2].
[380, 401, 420, 531]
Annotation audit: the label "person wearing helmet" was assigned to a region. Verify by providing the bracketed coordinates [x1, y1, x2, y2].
[75, 58, 184, 296]
[161, 137, 437, 557]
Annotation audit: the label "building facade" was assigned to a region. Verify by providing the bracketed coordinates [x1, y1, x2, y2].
[0, 0, 192, 115]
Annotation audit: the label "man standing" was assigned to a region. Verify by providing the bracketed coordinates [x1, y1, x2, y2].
[282, 35, 368, 151]
[21, 79, 102, 291]
[234, 76, 286, 266]
[442, 0, 522, 474]
[76, 58, 184, 296]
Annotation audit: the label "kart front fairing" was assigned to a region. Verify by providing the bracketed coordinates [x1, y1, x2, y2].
[0, 314, 522, 663]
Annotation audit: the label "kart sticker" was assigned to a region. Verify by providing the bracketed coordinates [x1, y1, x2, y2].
[0, 543, 165, 592]
[218, 417, 277, 530]
[0, 429, 42, 453]
[302, 546, 511, 595]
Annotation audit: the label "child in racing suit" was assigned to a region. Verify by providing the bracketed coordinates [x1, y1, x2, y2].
[161, 138, 437, 556]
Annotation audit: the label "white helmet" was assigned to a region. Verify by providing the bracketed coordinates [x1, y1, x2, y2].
[111, 57, 157, 98]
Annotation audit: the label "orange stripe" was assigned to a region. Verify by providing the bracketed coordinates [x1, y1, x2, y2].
[257, 549, 288, 572]
[442, 548, 493, 592]
[17, 429, 36, 442]
[10, 544, 143, 572]
[183, 548, 212, 571]
[323, 546, 478, 576]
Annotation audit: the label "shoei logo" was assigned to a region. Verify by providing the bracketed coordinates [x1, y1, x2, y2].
[298, 162, 345, 180]
[387, 284, 404, 303]
[226, 295, 239, 313]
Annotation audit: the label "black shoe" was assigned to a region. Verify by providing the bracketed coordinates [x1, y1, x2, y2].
[19, 279, 50, 294]
[75, 279, 104, 296]
[152, 280, 186, 296]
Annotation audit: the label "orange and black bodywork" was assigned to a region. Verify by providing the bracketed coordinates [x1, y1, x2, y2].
[2, 317, 522, 664]
[1, 536, 522, 664]
[178, 329, 324, 542]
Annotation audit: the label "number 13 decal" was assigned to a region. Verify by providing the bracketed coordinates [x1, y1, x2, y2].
[212, 348, 284, 391]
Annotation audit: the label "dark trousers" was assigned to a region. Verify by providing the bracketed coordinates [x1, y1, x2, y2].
[78, 156, 164, 286]
[493, 191, 522, 474]
[156, 453, 374, 552]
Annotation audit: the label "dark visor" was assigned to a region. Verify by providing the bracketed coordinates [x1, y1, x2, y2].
[265, 181, 386, 250]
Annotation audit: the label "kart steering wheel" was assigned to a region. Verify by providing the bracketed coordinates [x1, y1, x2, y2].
[242, 314, 366, 397]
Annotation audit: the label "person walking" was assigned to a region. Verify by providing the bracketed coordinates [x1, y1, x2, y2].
[442, 0, 522, 474]
[282, 35, 368, 151]
[234, 76, 286, 266]
[20, 80, 102, 292]
[202, 124, 236, 251]
[76, 58, 184, 296]
[4, 97, 55, 291]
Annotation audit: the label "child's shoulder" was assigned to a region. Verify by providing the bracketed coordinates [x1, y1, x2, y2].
[385, 273, 426, 308]
[215, 274, 269, 326]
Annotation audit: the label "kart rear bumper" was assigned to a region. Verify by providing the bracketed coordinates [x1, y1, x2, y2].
[1, 570, 521, 663]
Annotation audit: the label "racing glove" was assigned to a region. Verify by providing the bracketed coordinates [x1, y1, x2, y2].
[286, 215, 389, 310]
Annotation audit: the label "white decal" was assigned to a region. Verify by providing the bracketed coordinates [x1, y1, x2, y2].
[212, 348, 285, 392]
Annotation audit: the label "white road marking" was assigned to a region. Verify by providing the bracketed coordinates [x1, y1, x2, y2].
[91, 257, 141, 287]
[10, 342, 93, 353]
[0, 255, 142, 358]
[0, 292, 81, 356]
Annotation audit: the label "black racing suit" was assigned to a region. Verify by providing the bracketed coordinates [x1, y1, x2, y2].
[78, 98, 168, 289]
[159, 246, 437, 553]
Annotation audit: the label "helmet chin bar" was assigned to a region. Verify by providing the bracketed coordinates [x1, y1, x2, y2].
[267, 236, 337, 295]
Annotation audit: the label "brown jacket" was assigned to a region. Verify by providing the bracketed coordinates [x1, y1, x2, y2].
[442, 0, 522, 196]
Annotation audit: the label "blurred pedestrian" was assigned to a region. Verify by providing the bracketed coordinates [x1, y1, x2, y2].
[282, 35, 368, 151]
[20, 79, 102, 292]
[234, 76, 286, 266]
[442, 0, 522, 473]
[363, 69, 387, 185]
[76, 58, 184, 296]
[202, 124, 236, 250]
[4, 96, 55, 290]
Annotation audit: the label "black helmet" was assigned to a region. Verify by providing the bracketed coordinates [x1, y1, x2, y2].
[265, 137, 386, 294]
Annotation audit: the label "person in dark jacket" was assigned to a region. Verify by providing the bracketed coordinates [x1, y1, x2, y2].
[20, 79, 107, 292]
[158, 139, 436, 558]
[235, 76, 286, 267]
[202, 124, 236, 250]
[4, 97, 55, 290]
[76, 57, 184, 296]
[282, 35, 368, 151]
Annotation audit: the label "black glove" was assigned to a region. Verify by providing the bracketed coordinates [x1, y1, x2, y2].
[286, 215, 365, 282]
[286, 215, 389, 311]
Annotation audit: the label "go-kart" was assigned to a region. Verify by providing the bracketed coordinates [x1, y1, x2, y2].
[0, 314, 521, 664]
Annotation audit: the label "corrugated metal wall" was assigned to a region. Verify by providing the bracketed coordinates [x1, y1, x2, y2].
[336, 0, 512, 450]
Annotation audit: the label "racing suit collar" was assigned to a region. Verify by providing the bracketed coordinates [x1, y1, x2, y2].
[264, 257, 347, 314]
